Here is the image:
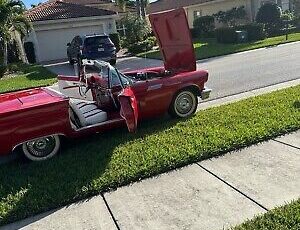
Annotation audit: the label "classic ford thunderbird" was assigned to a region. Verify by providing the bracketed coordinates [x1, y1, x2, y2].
[0, 8, 211, 161]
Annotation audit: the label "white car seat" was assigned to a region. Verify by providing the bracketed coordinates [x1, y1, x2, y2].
[69, 98, 108, 127]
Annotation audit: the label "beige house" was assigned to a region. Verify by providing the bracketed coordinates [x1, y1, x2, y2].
[148, 0, 292, 28]
[25, 1, 117, 62]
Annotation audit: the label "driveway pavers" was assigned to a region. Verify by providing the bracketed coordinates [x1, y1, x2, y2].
[105, 164, 264, 230]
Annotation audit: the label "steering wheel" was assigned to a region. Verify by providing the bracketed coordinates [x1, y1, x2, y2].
[78, 78, 90, 97]
[78, 65, 91, 97]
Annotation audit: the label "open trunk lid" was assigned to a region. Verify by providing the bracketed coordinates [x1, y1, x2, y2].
[0, 88, 65, 114]
[149, 8, 196, 73]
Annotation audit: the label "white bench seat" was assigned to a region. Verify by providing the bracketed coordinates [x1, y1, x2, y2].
[69, 98, 107, 127]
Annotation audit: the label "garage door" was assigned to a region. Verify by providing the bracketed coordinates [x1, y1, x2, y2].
[36, 25, 104, 62]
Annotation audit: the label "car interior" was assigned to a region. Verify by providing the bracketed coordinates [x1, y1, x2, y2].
[60, 60, 128, 129]
[58, 60, 173, 130]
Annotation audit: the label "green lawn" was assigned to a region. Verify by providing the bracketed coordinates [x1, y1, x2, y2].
[232, 199, 300, 230]
[139, 32, 300, 60]
[0, 63, 56, 94]
[0, 85, 299, 226]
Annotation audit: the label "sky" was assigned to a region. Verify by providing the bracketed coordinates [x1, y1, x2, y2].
[23, 0, 157, 9]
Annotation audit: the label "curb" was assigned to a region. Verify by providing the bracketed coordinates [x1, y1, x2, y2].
[198, 78, 300, 111]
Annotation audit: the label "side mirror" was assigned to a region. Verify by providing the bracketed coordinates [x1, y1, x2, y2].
[67, 42, 71, 46]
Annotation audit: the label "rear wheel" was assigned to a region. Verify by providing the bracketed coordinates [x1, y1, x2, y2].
[22, 135, 60, 161]
[68, 55, 74, 65]
[169, 89, 198, 118]
[109, 59, 116, 65]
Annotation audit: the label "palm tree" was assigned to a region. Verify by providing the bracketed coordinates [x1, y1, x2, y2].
[115, 0, 149, 18]
[0, 0, 31, 66]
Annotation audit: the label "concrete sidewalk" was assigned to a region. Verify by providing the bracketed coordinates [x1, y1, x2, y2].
[2, 131, 299, 230]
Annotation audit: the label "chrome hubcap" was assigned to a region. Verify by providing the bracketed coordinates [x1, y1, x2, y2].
[26, 136, 56, 157]
[175, 92, 195, 116]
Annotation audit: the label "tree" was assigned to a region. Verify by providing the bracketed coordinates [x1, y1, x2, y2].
[0, 0, 31, 66]
[115, 0, 149, 18]
[121, 13, 150, 46]
[256, 2, 282, 25]
[193, 15, 215, 37]
[214, 6, 246, 27]
[292, 0, 300, 16]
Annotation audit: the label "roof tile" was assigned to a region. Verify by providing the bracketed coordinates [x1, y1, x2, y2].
[147, 0, 215, 14]
[26, 1, 116, 22]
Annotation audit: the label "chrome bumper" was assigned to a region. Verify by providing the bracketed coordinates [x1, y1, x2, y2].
[201, 88, 212, 100]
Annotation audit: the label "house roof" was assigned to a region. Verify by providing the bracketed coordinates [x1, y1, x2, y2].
[147, 0, 215, 14]
[48, 0, 113, 5]
[26, 1, 116, 22]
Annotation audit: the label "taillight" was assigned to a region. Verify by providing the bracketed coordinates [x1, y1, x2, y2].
[107, 43, 114, 48]
[81, 46, 88, 54]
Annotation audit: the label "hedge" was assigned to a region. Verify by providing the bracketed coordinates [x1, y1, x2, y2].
[215, 27, 237, 43]
[128, 36, 156, 54]
[193, 15, 215, 38]
[236, 23, 266, 41]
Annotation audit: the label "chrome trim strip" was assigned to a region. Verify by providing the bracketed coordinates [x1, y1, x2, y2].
[75, 118, 124, 132]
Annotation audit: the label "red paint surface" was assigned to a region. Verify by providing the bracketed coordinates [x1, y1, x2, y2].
[149, 8, 196, 73]
[0, 9, 210, 156]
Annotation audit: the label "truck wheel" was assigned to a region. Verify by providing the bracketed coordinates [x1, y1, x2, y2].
[22, 135, 60, 161]
[169, 89, 198, 118]
[69, 58, 75, 65]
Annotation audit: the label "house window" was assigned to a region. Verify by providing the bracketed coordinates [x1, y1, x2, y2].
[193, 10, 202, 20]
[116, 21, 126, 37]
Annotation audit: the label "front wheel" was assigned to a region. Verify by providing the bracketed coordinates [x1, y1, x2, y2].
[22, 135, 60, 161]
[169, 89, 198, 118]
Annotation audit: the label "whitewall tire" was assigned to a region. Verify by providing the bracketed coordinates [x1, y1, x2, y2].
[22, 135, 60, 161]
[169, 90, 198, 118]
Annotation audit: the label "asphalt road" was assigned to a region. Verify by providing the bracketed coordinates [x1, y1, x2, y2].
[46, 42, 300, 101]
[199, 42, 300, 100]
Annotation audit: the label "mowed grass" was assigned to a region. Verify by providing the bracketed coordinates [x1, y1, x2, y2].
[0, 63, 57, 93]
[139, 32, 300, 60]
[232, 199, 300, 230]
[0, 85, 300, 226]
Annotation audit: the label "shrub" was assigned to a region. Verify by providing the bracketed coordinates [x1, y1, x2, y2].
[215, 27, 237, 43]
[214, 6, 247, 27]
[24, 42, 36, 63]
[190, 28, 200, 38]
[0, 65, 6, 78]
[193, 15, 215, 37]
[109, 33, 121, 52]
[236, 23, 266, 41]
[146, 36, 157, 47]
[128, 37, 156, 54]
[121, 13, 150, 48]
[256, 2, 282, 25]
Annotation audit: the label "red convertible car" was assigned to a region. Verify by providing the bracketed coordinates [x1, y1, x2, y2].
[0, 8, 211, 161]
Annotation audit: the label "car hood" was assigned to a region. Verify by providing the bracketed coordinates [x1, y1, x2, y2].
[149, 8, 196, 73]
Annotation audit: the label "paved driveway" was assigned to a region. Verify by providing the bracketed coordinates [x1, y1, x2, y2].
[45, 42, 300, 101]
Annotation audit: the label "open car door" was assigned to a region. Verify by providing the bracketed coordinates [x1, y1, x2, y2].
[118, 87, 138, 133]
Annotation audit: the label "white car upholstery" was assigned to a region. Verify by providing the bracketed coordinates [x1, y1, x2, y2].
[69, 98, 107, 127]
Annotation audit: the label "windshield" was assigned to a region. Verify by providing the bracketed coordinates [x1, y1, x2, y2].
[110, 67, 132, 87]
[84, 36, 111, 48]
